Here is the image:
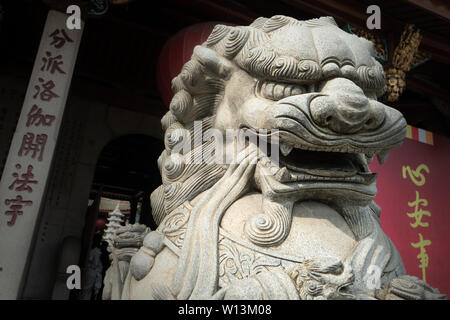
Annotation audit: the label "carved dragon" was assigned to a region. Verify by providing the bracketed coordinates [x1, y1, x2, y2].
[104, 15, 446, 300]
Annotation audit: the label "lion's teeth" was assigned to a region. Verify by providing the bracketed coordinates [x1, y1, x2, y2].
[376, 150, 390, 164]
[268, 165, 279, 175]
[275, 167, 291, 182]
[280, 143, 294, 156]
[365, 153, 374, 164]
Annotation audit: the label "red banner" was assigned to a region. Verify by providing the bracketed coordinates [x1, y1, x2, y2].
[369, 125, 450, 296]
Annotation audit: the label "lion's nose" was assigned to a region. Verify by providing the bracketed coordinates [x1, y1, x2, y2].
[309, 78, 385, 134]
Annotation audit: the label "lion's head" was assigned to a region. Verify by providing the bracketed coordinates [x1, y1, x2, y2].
[151, 15, 406, 226]
[288, 257, 355, 300]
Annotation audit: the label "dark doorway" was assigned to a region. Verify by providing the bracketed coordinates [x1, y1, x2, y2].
[77, 134, 163, 300]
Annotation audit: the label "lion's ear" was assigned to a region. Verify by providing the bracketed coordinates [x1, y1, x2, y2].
[193, 45, 234, 80]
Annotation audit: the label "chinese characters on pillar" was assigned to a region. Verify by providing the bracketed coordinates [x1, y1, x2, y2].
[0, 10, 83, 298]
[2, 28, 72, 226]
[402, 163, 432, 282]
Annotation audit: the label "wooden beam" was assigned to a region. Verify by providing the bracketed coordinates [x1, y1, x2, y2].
[98, 14, 171, 38]
[407, 77, 450, 113]
[281, 0, 450, 65]
[2, 45, 168, 121]
[419, 34, 450, 66]
[280, 0, 389, 33]
[401, 0, 450, 22]
[391, 100, 446, 131]
[395, 105, 435, 123]
[174, 0, 256, 24]
[71, 78, 168, 118]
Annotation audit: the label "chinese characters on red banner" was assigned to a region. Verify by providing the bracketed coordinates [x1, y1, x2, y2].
[2, 28, 72, 226]
[402, 164, 432, 281]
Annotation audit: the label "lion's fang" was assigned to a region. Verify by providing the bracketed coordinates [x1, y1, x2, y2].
[280, 143, 294, 156]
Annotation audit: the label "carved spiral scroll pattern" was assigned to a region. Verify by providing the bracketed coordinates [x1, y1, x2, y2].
[170, 90, 193, 121]
[161, 202, 191, 249]
[164, 125, 188, 152]
[245, 200, 293, 247]
[150, 185, 165, 225]
[218, 236, 281, 288]
[205, 24, 230, 47]
[164, 154, 185, 181]
[244, 48, 277, 77]
[249, 17, 267, 29]
[202, 15, 386, 93]
[272, 56, 298, 78]
[356, 60, 386, 92]
[262, 15, 294, 33]
[223, 27, 249, 59]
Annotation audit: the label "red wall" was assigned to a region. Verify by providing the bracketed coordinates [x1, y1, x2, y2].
[369, 128, 450, 296]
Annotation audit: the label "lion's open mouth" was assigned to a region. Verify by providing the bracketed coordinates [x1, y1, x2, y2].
[241, 126, 385, 187]
[278, 147, 377, 185]
[243, 126, 385, 202]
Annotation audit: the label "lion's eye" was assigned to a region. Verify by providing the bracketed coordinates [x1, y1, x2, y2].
[258, 81, 306, 101]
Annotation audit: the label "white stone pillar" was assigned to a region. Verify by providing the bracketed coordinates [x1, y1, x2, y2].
[0, 10, 84, 299]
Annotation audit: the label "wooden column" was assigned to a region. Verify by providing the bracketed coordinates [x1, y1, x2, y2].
[129, 195, 137, 224]
[78, 185, 103, 299]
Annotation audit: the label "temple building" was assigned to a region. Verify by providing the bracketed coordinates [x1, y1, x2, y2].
[0, 0, 449, 299]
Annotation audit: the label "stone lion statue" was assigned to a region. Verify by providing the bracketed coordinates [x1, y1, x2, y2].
[102, 224, 149, 300]
[104, 15, 446, 300]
